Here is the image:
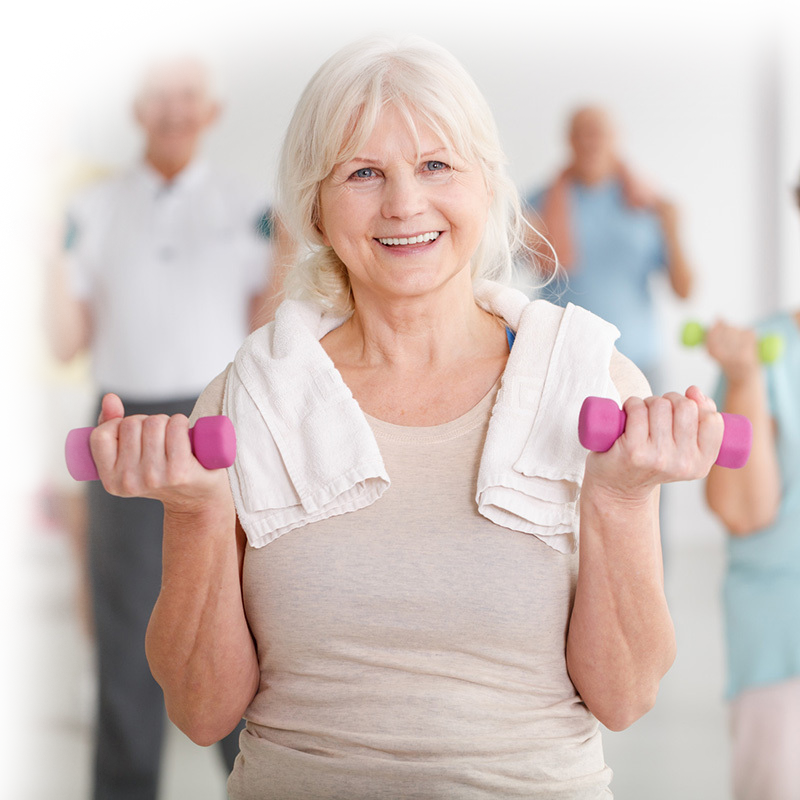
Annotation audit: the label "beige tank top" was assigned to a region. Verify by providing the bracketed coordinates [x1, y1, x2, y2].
[194, 351, 647, 799]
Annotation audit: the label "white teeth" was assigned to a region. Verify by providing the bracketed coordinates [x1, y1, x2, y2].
[378, 231, 440, 246]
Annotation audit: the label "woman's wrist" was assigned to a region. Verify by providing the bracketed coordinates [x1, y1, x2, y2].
[580, 472, 656, 517]
[723, 360, 762, 388]
[723, 365, 768, 408]
[162, 480, 236, 536]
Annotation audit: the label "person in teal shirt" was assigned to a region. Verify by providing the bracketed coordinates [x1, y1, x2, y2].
[705, 231, 800, 798]
[524, 107, 694, 388]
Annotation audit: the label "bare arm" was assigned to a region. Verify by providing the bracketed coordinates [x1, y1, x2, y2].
[146, 508, 259, 745]
[91, 393, 259, 745]
[704, 321, 780, 535]
[44, 254, 92, 361]
[656, 199, 693, 299]
[567, 386, 723, 730]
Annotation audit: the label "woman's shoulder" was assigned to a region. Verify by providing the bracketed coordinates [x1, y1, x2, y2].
[189, 366, 231, 423]
[610, 350, 651, 402]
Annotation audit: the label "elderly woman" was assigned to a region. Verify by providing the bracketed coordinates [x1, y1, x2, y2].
[90, 38, 723, 799]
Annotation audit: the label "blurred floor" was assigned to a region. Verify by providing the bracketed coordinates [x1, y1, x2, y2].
[604, 528, 732, 800]
[19, 512, 731, 800]
[18, 513, 229, 800]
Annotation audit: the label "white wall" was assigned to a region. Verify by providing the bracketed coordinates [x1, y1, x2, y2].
[779, 29, 800, 305]
[51, 2, 789, 544]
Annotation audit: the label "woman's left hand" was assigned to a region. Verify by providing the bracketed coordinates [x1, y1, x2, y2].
[583, 385, 725, 503]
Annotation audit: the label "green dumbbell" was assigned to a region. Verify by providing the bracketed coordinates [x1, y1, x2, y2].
[681, 321, 784, 364]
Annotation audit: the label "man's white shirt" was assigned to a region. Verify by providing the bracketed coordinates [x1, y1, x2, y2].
[66, 159, 271, 401]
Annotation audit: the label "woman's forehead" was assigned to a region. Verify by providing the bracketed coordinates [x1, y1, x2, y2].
[336, 103, 459, 164]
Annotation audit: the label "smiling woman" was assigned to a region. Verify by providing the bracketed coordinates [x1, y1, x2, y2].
[277, 36, 521, 317]
[312, 103, 504, 424]
[316, 105, 492, 319]
[87, 35, 729, 800]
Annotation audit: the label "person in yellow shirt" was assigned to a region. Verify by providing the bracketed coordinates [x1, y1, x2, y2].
[0, 79, 105, 720]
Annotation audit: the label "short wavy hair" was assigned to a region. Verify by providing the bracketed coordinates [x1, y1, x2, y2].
[276, 36, 533, 315]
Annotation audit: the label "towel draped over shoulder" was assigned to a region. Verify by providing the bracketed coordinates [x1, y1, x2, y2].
[223, 280, 619, 554]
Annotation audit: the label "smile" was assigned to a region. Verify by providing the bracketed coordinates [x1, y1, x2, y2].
[377, 231, 440, 246]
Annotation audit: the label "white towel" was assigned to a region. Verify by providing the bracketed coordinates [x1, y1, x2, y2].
[223, 299, 390, 548]
[476, 299, 620, 554]
[224, 282, 619, 553]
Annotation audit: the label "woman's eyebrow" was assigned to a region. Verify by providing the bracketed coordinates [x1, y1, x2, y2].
[341, 147, 451, 168]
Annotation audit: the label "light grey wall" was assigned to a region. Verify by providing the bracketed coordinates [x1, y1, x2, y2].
[58, 9, 792, 543]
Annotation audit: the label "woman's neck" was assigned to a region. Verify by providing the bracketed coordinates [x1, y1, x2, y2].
[329, 281, 501, 371]
[320, 279, 509, 426]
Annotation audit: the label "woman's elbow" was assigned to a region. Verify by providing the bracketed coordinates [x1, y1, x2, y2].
[166, 702, 245, 748]
[588, 648, 676, 731]
[591, 680, 662, 732]
[596, 693, 656, 732]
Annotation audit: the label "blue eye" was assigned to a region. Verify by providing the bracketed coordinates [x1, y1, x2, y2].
[425, 160, 448, 172]
[352, 167, 375, 179]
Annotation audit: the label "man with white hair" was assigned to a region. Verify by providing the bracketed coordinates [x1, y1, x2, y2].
[49, 57, 276, 799]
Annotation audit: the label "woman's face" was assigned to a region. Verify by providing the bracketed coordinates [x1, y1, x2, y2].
[317, 105, 492, 307]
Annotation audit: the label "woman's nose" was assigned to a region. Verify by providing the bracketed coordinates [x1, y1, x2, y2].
[381, 171, 427, 220]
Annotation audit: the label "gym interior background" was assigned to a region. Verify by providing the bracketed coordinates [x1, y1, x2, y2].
[2, 1, 798, 797]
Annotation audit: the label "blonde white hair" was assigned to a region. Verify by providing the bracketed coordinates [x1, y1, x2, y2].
[276, 36, 532, 315]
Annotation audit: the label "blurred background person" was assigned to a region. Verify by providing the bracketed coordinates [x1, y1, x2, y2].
[703, 174, 800, 800]
[524, 106, 694, 391]
[0, 77, 104, 721]
[44, 55, 277, 800]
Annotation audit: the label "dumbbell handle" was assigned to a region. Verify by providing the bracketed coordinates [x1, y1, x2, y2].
[578, 397, 752, 469]
[65, 416, 237, 482]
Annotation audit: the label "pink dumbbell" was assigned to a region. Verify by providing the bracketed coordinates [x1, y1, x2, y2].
[65, 416, 237, 482]
[578, 396, 752, 469]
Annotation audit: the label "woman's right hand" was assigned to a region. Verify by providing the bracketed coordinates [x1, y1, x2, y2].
[704, 320, 761, 385]
[90, 392, 230, 513]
